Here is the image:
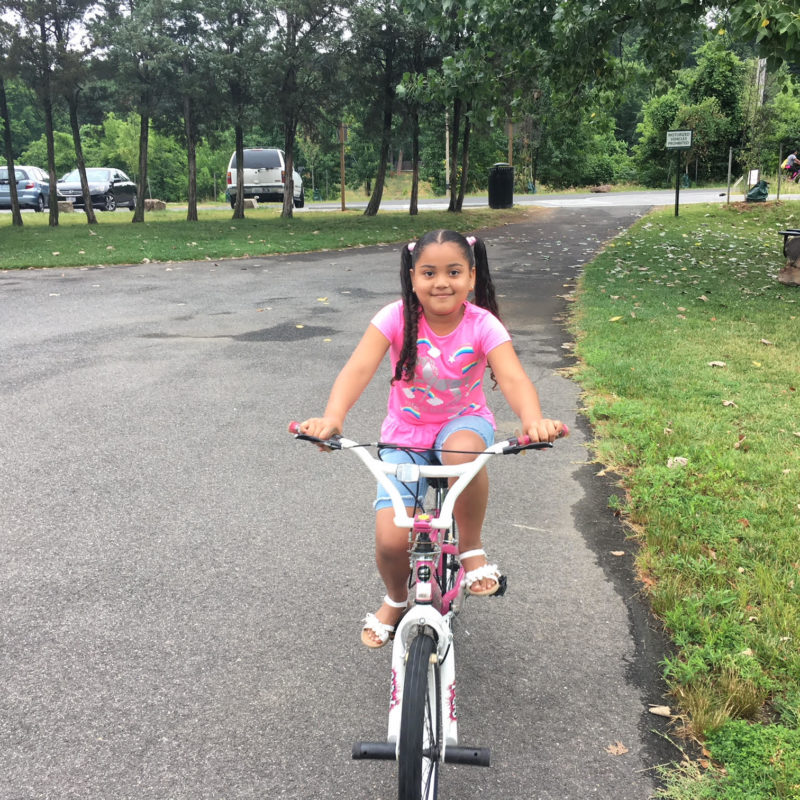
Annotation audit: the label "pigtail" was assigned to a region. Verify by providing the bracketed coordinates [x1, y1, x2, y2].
[470, 237, 501, 321]
[393, 245, 421, 383]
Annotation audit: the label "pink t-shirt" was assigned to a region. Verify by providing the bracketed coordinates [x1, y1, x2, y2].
[371, 300, 511, 448]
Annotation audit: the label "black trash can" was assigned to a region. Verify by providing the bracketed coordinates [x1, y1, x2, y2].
[488, 162, 514, 209]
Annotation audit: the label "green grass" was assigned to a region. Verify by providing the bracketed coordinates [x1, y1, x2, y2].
[570, 201, 800, 798]
[0, 205, 527, 270]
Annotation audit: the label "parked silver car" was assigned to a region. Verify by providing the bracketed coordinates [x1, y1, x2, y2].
[57, 168, 137, 211]
[225, 148, 304, 208]
[0, 165, 50, 212]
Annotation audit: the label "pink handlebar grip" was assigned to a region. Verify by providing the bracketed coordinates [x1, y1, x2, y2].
[288, 421, 301, 434]
[516, 423, 569, 446]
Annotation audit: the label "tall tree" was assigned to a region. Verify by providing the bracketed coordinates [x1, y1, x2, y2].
[0, 18, 23, 226]
[11, 0, 62, 225]
[97, 0, 173, 221]
[51, 0, 98, 223]
[207, 0, 265, 219]
[348, 0, 409, 217]
[266, 0, 345, 218]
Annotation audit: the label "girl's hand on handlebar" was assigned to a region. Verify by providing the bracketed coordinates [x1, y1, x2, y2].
[298, 416, 342, 451]
[524, 418, 565, 443]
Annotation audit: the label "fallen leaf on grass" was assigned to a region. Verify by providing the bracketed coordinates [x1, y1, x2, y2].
[761, 339, 774, 346]
[708, 361, 727, 368]
[606, 741, 629, 756]
[609, 316, 623, 322]
[722, 400, 738, 407]
[649, 705, 672, 717]
[667, 457, 688, 468]
[611, 551, 626, 557]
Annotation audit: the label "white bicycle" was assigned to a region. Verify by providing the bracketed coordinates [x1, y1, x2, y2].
[289, 422, 566, 800]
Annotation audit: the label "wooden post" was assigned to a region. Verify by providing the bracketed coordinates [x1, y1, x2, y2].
[777, 143, 783, 201]
[507, 119, 513, 166]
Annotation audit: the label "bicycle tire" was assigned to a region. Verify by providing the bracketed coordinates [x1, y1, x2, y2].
[398, 633, 441, 800]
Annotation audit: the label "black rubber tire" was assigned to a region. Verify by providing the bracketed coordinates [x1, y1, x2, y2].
[398, 634, 441, 800]
[129, 194, 137, 210]
[295, 188, 305, 208]
[103, 192, 116, 212]
[34, 194, 44, 212]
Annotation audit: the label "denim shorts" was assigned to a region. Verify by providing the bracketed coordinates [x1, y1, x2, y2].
[374, 416, 495, 511]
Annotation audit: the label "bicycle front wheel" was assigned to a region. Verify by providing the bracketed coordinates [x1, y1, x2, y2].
[398, 633, 441, 800]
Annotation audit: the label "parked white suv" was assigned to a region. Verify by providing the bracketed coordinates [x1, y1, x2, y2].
[225, 148, 304, 208]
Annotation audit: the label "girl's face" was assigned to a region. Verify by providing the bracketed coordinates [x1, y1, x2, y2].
[410, 241, 475, 326]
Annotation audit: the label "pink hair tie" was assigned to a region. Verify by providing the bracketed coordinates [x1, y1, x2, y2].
[407, 242, 416, 252]
[466, 236, 477, 247]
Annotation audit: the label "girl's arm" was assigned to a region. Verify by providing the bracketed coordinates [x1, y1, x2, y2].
[487, 341, 562, 442]
[300, 323, 390, 440]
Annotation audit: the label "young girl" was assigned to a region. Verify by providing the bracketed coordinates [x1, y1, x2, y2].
[300, 229, 562, 648]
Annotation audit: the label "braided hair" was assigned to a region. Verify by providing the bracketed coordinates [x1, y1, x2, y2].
[392, 229, 500, 384]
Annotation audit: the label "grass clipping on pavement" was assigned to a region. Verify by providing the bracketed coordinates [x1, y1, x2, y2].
[571, 203, 800, 799]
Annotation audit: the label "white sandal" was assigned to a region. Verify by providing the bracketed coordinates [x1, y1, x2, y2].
[460, 548, 501, 596]
[361, 595, 407, 649]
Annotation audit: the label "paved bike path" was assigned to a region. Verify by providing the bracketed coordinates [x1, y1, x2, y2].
[0, 205, 677, 799]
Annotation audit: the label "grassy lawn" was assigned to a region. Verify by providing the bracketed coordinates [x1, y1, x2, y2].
[0, 205, 526, 270]
[570, 201, 800, 798]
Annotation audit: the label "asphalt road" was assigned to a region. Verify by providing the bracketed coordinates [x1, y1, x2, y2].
[0, 206, 680, 799]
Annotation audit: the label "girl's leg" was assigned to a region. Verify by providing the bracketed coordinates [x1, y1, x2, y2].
[440, 429, 496, 593]
[361, 507, 412, 646]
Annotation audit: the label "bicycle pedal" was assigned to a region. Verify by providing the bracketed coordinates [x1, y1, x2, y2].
[492, 575, 508, 597]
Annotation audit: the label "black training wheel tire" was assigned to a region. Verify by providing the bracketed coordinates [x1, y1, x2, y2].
[398, 634, 441, 800]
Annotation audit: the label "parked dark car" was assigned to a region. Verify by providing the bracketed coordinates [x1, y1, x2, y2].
[57, 168, 137, 211]
[0, 165, 50, 212]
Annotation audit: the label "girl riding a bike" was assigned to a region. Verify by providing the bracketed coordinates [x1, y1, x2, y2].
[299, 229, 563, 647]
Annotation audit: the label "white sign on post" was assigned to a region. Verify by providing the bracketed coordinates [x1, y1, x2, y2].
[665, 130, 693, 150]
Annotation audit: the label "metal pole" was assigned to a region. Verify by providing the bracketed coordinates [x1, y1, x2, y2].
[727, 147, 733, 204]
[675, 153, 680, 217]
[777, 143, 783, 201]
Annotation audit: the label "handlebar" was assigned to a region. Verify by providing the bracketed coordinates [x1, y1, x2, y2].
[288, 421, 568, 530]
[287, 421, 567, 454]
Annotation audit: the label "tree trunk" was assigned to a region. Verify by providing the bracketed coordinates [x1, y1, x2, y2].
[37, 13, 58, 227]
[409, 106, 419, 216]
[447, 96, 462, 213]
[455, 106, 471, 212]
[132, 111, 148, 222]
[67, 91, 97, 224]
[0, 77, 23, 227]
[43, 96, 59, 227]
[232, 123, 244, 219]
[184, 92, 197, 222]
[364, 49, 395, 217]
[281, 121, 297, 218]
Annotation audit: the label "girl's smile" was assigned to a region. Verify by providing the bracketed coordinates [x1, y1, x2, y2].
[410, 241, 475, 330]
